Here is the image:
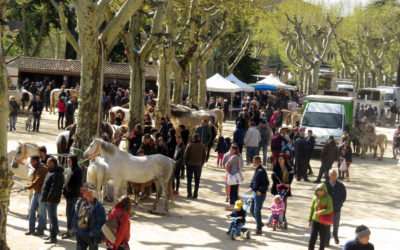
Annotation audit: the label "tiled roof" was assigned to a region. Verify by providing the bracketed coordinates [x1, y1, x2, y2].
[5, 56, 158, 79]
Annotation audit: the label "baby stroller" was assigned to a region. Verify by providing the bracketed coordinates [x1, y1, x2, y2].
[277, 184, 290, 229]
[227, 192, 253, 240]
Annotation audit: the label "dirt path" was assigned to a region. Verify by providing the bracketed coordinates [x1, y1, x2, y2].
[6, 112, 400, 249]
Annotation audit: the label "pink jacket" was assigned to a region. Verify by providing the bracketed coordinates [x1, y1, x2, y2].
[269, 200, 285, 215]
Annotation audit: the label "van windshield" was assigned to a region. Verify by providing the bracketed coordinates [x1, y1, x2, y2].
[302, 112, 343, 129]
[385, 93, 394, 101]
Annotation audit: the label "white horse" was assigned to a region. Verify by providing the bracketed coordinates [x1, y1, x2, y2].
[83, 138, 175, 213]
[9, 143, 38, 210]
[8, 89, 33, 111]
[109, 106, 130, 124]
[86, 157, 110, 203]
[49, 88, 79, 114]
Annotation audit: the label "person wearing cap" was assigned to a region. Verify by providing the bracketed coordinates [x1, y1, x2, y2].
[344, 225, 374, 250]
[244, 122, 261, 165]
[73, 182, 106, 249]
[226, 200, 247, 235]
[41, 157, 65, 244]
[233, 121, 246, 153]
[62, 155, 83, 239]
[9, 95, 20, 131]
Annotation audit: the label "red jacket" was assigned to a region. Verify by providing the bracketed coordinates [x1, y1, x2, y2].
[105, 204, 130, 250]
[58, 100, 66, 113]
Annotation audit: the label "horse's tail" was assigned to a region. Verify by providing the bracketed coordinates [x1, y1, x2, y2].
[168, 159, 176, 203]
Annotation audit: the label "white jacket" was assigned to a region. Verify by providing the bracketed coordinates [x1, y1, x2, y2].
[244, 127, 261, 147]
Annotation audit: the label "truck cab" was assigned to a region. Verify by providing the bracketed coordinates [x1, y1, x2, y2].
[301, 95, 354, 150]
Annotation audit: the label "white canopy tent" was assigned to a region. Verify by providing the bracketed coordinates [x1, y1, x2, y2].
[225, 74, 254, 92]
[256, 74, 297, 90]
[206, 73, 243, 92]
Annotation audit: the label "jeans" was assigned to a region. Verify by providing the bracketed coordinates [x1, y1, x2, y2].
[76, 234, 99, 250]
[306, 157, 313, 174]
[268, 213, 284, 223]
[326, 211, 341, 244]
[103, 109, 110, 122]
[66, 197, 78, 230]
[58, 112, 65, 129]
[9, 115, 17, 130]
[250, 193, 266, 231]
[229, 184, 239, 205]
[206, 143, 213, 162]
[46, 202, 59, 239]
[246, 146, 259, 164]
[309, 220, 328, 250]
[28, 193, 47, 233]
[33, 113, 41, 131]
[258, 142, 268, 165]
[173, 165, 182, 191]
[186, 165, 202, 197]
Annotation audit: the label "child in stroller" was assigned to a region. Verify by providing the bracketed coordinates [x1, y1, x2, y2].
[226, 195, 251, 240]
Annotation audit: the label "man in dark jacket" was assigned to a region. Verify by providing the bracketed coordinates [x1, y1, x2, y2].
[44, 85, 51, 111]
[305, 130, 315, 175]
[65, 96, 76, 127]
[178, 124, 189, 146]
[173, 136, 185, 194]
[28, 95, 44, 132]
[194, 119, 212, 149]
[159, 117, 169, 142]
[73, 182, 106, 250]
[315, 136, 338, 183]
[324, 169, 346, 246]
[294, 131, 310, 181]
[184, 133, 207, 199]
[9, 96, 20, 131]
[62, 155, 83, 239]
[25, 156, 48, 236]
[247, 155, 269, 235]
[41, 157, 65, 243]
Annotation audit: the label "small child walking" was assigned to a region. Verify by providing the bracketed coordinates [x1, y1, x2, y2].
[215, 136, 228, 167]
[267, 195, 286, 227]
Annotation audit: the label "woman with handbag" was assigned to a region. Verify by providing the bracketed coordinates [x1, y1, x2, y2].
[308, 183, 333, 250]
[225, 144, 243, 211]
[105, 196, 132, 250]
[338, 140, 352, 182]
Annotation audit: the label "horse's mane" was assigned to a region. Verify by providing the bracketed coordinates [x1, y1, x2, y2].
[100, 140, 131, 158]
[16, 142, 38, 152]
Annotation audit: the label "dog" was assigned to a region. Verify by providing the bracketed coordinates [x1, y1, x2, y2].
[25, 112, 33, 131]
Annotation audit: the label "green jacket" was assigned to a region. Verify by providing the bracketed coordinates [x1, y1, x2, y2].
[308, 183, 333, 223]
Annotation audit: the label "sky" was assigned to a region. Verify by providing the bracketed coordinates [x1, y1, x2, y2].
[304, 0, 373, 14]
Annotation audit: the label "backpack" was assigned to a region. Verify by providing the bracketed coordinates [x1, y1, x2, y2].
[102, 211, 124, 244]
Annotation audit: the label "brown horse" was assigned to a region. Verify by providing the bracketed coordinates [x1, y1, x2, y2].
[56, 122, 115, 165]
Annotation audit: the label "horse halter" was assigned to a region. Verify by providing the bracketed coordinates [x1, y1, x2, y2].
[87, 143, 100, 160]
[14, 144, 28, 166]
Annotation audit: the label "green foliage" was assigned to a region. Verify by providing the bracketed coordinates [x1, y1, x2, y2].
[233, 48, 261, 83]
[318, 77, 329, 90]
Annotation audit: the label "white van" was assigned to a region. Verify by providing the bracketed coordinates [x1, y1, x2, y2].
[301, 96, 354, 150]
[356, 88, 386, 122]
[376, 86, 400, 109]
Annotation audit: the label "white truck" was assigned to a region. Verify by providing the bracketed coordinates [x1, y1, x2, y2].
[331, 78, 355, 93]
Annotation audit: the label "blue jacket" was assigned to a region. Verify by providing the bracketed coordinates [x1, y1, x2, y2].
[73, 198, 106, 243]
[233, 127, 246, 145]
[249, 165, 269, 194]
[215, 136, 228, 154]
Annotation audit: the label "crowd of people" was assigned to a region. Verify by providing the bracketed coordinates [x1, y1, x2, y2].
[11, 78, 376, 250]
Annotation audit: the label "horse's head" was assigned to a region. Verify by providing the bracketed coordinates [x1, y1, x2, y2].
[12, 142, 27, 168]
[84, 138, 102, 159]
